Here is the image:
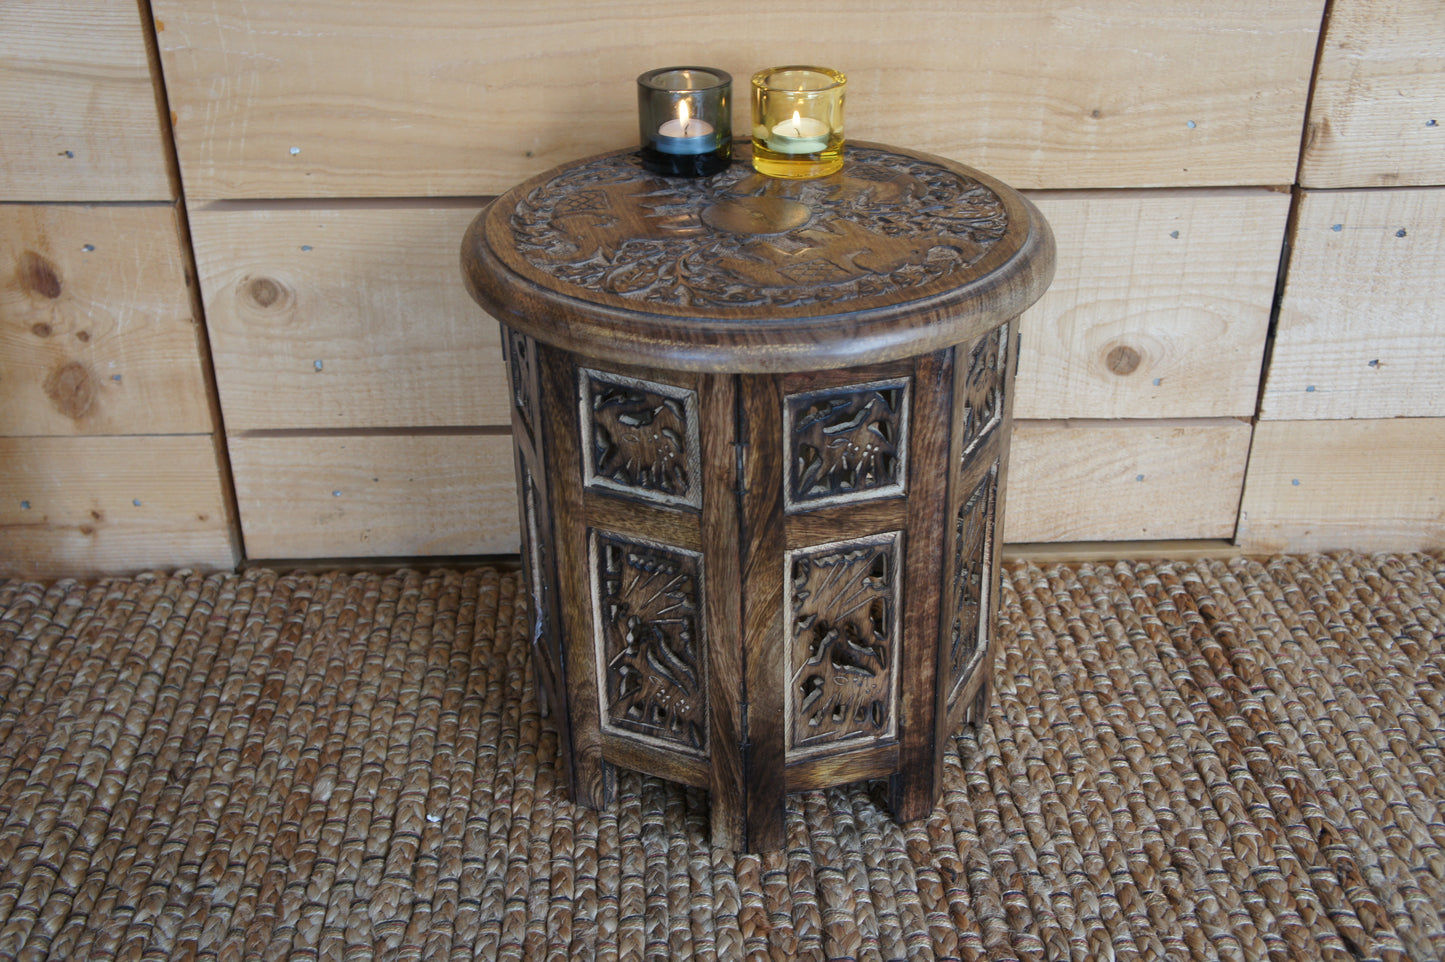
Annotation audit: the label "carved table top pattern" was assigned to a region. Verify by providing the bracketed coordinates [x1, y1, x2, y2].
[503, 144, 1010, 314]
[465, 142, 1053, 372]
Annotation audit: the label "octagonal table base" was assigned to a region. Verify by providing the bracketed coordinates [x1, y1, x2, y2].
[506, 321, 1014, 852]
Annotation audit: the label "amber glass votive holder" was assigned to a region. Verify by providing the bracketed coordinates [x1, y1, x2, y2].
[751, 66, 846, 179]
[637, 67, 732, 177]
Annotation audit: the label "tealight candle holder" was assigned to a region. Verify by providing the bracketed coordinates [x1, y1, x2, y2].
[751, 66, 846, 179]
[637, 67, 732, 177]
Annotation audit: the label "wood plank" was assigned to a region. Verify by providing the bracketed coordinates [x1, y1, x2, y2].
[189, 204, 507, 430]
[0, 0, 172, 201]
[1005, 419, 1252, 543]
[1, 203, 214, 437]
[1238, 418, 1445, 553]
[228, 432, 518, 558]
[1002, 540, 1243, 563]
[1016, 189, 1289, 419]
[1300, 0, 1445, 188]
[1261, 188, 1445, 420]
[0, 435, 237, 579]
[152, 0, 1322, 199]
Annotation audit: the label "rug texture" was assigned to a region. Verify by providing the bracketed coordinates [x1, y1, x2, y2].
[0, 553, 1441, 962]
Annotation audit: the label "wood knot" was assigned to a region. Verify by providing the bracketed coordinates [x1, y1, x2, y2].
[43, 360, 97, 421]
[31, 323, 53, 338]
[1105, 345, 1141, 376]
[18, 251, 62, 299]
[244, 276, 289, 309]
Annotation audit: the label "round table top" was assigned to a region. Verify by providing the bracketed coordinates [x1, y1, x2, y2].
[463, 141, 1054, 373]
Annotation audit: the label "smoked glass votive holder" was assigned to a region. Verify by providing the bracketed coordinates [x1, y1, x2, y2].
[751, 66, 846, 179]
[638, 67, 732, 177]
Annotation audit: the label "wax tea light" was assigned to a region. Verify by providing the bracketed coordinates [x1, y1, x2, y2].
[768, 111, 829, 154]
[638, 67, 731, 177]
[751, 66, 845, 178]
[656, 100, 716, 153]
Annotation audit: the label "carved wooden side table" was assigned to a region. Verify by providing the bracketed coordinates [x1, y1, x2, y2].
[462, 143, 1054, 851]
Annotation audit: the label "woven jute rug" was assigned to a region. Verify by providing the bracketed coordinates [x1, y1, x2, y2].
[0, 553, 1441, 961]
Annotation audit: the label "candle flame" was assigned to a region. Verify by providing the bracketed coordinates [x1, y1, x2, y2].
[791, 110, 802, 136]
[678, 99, 692, 136]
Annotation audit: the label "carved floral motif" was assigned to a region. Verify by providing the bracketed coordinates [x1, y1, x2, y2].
[507, 146, 1009, 311]
[787, 534, 899, 754]
[949, 465, 997, 698]
[581, 369, 700, 508]
[785, 378, 909, 509]
[958, 324, 1008, 459]
[594, 533, 707, 753]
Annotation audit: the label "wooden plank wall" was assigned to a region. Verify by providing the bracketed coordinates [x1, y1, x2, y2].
[149, 0, 1322, 561]
[0, 0, 238, 579]
[0, 0, 173, 201]
[154, 0, 1322, 198]
[3, 0, 1440, 572]
[1238, 0, 1445, 553]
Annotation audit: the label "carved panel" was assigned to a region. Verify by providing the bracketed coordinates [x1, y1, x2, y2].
[958, 323, 1008, 460]
[503, 145, 1011, 315]
[786, 532, 900, 755]
[592, 532, 707, 754]
[505, 326, 539, 438]
[784, 378, 910, 510]
[580, 369, 701, 509]
[521, 464, 562, 719]
[949, 464, 998, 699]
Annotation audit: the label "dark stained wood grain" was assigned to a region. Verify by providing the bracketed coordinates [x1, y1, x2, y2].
[699, 372, 745, 851]
[737, 374, 787, 853]
[599, 732, 710, 790]
[505, 327, 579, 800]
[785, 742, 900, 792]
[537, 341, 613, 809]
[782, 501, 909, 550]
[504, 330, 575, 797]
[974, 314, 1026, 728]
[774, 358, 921, 396]
[891, 347, 954, 822]
[579, 491, 705, 553]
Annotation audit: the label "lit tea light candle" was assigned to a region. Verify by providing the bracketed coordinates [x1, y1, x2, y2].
[655, 99, 717, 155]
[637, 65, 732, 176]
[767, 111, 829, 154]
[749, 66, 844, 177]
